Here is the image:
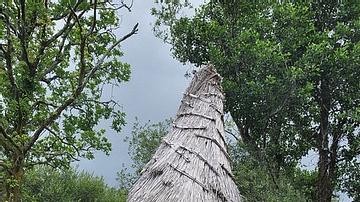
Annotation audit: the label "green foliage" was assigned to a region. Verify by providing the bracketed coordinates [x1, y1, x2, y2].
[338, 159, 360, 201]
[117, 118, 173, 189]
[118, 117, 318, 201]
[152, 1, 360, 200]
[22, 165, 128, 202]
[154, 1, 316, 172]
[228, 140, 316, 202]
[0, 146, 4, 196]
[0, 0, 137, 200]
[126, 117, 173, 173]
[291, 168, 318, 201]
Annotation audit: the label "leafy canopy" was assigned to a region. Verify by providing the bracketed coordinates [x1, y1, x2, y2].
[152, 1, 360, 200]
[118, 117, 317, 201]
[22, 165, 128, 202]
[0, 0, 138, 200]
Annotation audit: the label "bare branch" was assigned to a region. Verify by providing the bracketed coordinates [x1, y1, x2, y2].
[84, 99, 118, 107]
[24, 151, 80, 168]
[40, 75, 60, 84]
[225, 129, 239, 141]
[108, 0, 134, 12]
[85, 0, 97, 38]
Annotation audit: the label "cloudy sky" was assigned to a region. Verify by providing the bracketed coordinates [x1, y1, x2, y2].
[77, 0, 193, 187]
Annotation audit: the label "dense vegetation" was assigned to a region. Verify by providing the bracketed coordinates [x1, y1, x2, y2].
[0, 0, 137, 200]
[118, 118, 319, 201]
[1, 1, 359, 201]
[151, 1, 360, 201]
[22, 166, 128, 202]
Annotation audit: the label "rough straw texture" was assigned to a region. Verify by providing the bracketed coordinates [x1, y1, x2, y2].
[126, 64, 242, 202]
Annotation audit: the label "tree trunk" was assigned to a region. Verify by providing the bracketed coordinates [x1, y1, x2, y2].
[1, 154, 24, 202]
[318, 145, 333, 202]
[317, 76, 333, 202]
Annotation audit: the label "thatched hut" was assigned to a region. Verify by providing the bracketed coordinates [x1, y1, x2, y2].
[126, 64, 242, 202]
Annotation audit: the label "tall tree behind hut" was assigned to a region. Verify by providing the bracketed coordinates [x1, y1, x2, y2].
[127, 64, 242, 202]
[152, 2, 360, 201]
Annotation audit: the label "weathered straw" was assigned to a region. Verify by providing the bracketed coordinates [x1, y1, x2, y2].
[126, 64, 242, 202]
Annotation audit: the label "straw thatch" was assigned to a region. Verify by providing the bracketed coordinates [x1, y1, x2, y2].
[126, 64, 242, 202]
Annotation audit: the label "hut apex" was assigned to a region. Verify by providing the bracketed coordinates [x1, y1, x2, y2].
[126, 64, 242, 202]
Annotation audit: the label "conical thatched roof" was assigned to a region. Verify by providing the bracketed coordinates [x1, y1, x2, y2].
[126, 64, 242, 202]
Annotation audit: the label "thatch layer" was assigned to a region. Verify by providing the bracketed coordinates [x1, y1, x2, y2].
[126, 64, 242, 202]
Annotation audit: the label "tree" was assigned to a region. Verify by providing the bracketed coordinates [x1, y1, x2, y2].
[153, 0, 314, 186]
[22, 165, 128, 202]
[118, 117, 317, 201]
[152, 1, 360, 201]
[117, 117, 173, 190]
[0, 0, 138, 201]
[297, 3, 360, 201]
[0, 147, 4, 196]
[228, 140, 316, 202]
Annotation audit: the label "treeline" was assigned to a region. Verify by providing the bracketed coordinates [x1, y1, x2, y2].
[3, 166, 128, 202]
[0, 118, 339, 201]
[118, 118, 320, 202]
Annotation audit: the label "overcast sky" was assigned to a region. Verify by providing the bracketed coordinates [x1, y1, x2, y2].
[77, 0, 192, 187]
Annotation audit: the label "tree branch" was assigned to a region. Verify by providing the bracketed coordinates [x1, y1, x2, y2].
[0, 124, 21, 152]
[24, 151, 80, 168]
[18, 0, 33, 71]
[84, 23, 138, 86]
[43, 24, 74, 75]
[0, 161, 7, 169]
[84, 0, 97, 38]
[25, 97, 75, 153]
[30, 100, 58, 114]
[26, 13, 138, 158]
[41, 1, 84, 74]
[225, 129, 239, 141]
[69, 6, 88, 92]
[111, 0, 134, 12]
[44, 126, 82, 158]
[3, 17, 25, 138]
[0, 8, 18, 37]
[43, 7, 84, 76]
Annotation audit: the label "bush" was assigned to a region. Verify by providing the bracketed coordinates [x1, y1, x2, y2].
[22, 166, 128, 202]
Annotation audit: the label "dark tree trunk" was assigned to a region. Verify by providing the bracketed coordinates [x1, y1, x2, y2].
[317, 75, 334, 202]
[2, 152, 24, 202]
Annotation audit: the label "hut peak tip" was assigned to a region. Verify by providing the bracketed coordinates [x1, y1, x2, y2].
[198, 63, 218, 75]
[202, 63, 215, 69]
